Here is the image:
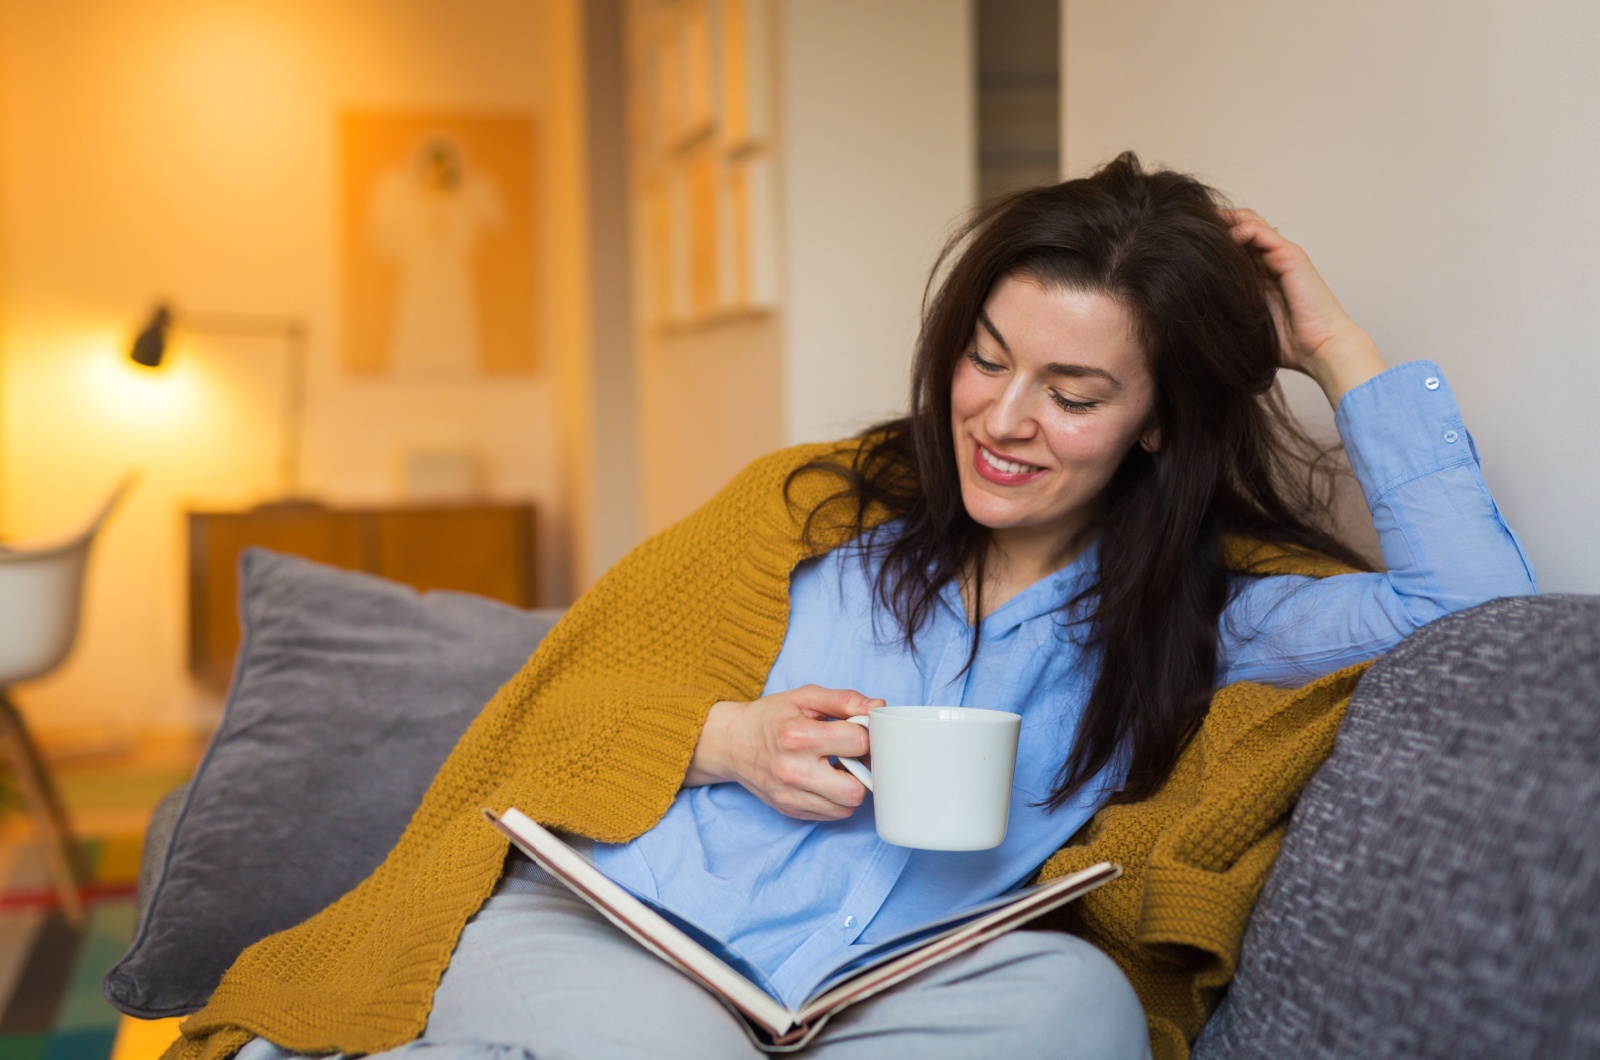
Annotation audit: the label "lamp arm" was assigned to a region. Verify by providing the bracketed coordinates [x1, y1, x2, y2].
[181, 313, 303, 338]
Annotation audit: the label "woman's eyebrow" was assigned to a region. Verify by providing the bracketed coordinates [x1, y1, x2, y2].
[978, 311, 1010, 351]
[977, 310, 1123, 388]
[1045, 362, 1123, 389]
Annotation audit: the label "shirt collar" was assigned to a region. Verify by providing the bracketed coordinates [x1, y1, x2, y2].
[936, 539, 1099, 637]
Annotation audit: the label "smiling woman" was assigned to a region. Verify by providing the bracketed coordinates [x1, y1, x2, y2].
[786, 152, 1422, 812]
[191, 153, 1535, 1060]
[951, 278, 1158, 608]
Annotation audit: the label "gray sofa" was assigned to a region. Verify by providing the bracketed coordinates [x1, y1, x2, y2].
[109, 551, 1600, 1058]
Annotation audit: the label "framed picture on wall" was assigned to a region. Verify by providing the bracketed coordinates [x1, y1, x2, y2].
[339, 111, 539, 377]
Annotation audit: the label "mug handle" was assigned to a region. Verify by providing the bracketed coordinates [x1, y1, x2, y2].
[837, 715, 873, 792]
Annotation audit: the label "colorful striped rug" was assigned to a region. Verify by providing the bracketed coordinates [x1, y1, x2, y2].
[0, 834, 181, 1060]
[2, 761, 191, 1060]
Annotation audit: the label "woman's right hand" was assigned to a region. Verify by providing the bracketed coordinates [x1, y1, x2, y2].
[1222, 207, 1387, 406]
[684, 685, 881, 821]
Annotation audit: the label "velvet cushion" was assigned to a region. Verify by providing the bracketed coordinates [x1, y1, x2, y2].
[1193, 595, 1600, 1059]
[103, 549, 559, 1018]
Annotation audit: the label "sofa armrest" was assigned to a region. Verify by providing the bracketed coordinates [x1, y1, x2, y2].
[1195, 594, 1600, 1059]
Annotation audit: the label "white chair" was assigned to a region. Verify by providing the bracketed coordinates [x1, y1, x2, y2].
[0, 476, 133, 927]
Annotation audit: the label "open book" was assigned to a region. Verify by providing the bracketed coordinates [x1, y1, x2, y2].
[484, 807, 1120, 1052]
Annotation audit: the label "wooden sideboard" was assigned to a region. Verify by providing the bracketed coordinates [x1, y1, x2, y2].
[188, 503, 536, 687]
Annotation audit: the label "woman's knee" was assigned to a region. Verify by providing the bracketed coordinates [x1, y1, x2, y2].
[990, 932, 1150, 1059]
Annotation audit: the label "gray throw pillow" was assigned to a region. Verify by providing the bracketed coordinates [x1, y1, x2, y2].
[1193, 595, 1600, 1060]
[103, 549, 560, 1018]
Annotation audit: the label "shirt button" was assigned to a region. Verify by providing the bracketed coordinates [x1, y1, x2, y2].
[1425, 377, 1440, 390]
[1443, 430, 1459, 443]
[843, 915, 857, 929]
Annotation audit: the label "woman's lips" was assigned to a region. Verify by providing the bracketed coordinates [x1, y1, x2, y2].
[973, 441, 1047, 485]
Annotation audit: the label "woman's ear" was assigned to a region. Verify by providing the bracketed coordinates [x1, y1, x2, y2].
[1139, 424, 1162, 453]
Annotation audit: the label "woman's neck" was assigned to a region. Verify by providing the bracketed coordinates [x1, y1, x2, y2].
[963, 524, 1091, 624]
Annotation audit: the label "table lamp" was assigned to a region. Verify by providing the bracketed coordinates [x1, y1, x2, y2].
[129, 302, 314, 506]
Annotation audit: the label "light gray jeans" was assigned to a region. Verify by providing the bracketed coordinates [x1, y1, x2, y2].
[238, 854, 1151, 1060]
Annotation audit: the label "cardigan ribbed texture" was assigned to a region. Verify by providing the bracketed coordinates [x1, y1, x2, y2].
[167, 441, 1367, 1060]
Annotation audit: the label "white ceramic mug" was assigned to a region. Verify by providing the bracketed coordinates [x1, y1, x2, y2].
[837, 706, 1022, 851]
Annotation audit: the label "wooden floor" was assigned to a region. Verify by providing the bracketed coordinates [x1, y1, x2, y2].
[0, 730, 205, 1060]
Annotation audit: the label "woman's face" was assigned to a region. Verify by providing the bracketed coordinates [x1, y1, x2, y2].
[950, 274, 1159, 557]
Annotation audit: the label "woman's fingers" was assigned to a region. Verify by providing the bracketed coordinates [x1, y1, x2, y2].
[755, 751, 867, 818]
[762, 792, 858, 821]
[767, 713, 870, 803]
[1221, 206, 1387, 401]
[796, 759, 871, 811]
[1221, 206, 1277, 236]
[697, 685, 879, 820]
[1223, 208, 1303, 274]
[1221, 206, 1276, 242]
[772, 710, 869, 757]
[787, 683, 882, 720]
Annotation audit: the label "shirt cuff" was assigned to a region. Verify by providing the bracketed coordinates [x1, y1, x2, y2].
[1334, 360, 1475, 509]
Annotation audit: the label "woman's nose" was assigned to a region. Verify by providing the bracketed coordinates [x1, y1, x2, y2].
[985, 379, 1037, 440]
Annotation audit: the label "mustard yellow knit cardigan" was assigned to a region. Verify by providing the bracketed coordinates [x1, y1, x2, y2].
[168, 441, 1368, 1060]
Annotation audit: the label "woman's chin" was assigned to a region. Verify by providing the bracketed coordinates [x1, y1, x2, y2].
[960, 486, 1088, 544]
[960, 495, 1042, 534]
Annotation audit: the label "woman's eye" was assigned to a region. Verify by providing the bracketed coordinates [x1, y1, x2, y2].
[1050, 391, 1099, 414]
[965, 349, 1003, 373]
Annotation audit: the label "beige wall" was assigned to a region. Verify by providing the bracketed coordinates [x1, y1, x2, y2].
[1064, 0, 1600, 592]
[779, 0, 976, 444]
[0, 0, 584, 738]
[636, 315, 786, 534]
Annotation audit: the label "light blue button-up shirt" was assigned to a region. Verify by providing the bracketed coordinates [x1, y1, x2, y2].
[593, 361, 1536, 1007]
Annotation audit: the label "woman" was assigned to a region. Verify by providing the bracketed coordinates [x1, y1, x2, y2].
[213, 155, 1534, 1060]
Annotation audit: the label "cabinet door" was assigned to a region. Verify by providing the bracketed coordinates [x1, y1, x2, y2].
[188, 510, 365, 686]
[370, 507, 536, 607]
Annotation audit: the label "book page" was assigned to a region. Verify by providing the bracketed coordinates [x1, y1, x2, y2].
[795, 863, 1120, 1021]
[802, 879, 1070, 998]
[486, 808, 801, 1037]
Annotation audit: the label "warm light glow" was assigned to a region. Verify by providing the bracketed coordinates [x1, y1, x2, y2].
[81, 334, 205, 429]
[0, 0, 562, 745]
[4, 321, 282, 527]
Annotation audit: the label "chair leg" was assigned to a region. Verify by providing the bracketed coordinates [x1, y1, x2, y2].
[0, 692, 87, 928]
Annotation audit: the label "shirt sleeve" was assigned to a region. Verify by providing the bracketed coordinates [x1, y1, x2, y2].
[1219, 360, 1537, 688]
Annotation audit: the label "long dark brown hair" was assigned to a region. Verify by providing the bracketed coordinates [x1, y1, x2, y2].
[789, 152, 1369, 808]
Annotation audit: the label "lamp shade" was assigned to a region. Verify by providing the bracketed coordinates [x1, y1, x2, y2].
[130, 305, 173, 367]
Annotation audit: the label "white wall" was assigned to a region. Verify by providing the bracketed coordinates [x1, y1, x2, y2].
[779, 0, 976, 443]
[1064, 0, 1600, 593]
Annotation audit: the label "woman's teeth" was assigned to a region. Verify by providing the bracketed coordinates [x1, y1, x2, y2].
[981, 448, 1043, 475]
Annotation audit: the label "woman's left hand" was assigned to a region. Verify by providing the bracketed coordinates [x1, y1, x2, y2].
[1223, 207, 1387, 407]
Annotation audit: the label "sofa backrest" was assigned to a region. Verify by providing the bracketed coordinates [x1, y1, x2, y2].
[1194, 594, 1600, 1059]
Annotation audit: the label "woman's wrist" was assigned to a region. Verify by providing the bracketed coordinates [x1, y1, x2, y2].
[1306, 327, 1387, 409]
[684, 700, 741, 788]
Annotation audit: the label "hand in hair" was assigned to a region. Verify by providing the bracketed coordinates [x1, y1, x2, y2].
[1224, 207, 1388, 407]
[683, 685, 879, 821]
